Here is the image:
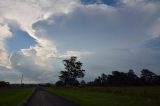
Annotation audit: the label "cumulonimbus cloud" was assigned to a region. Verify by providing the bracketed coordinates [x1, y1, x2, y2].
[0, 24, 12, 69]
[0, 0, 79, 68]
[0, 0, 160, 83]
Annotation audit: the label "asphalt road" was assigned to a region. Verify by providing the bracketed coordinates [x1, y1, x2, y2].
[26, 88, 79, 106]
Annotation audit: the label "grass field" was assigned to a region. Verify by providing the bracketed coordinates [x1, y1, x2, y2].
[46, 86, 160, 106]
[0, 87, 35, 106]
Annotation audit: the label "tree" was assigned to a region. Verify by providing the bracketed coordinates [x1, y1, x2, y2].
[140, 69, 157, 85]
[110, 71, 128, 86]
[93, 73, 108, 86]
[100, 73, 107, 86]
[127, 69, 138, 79]
[55, 80, 65, 86]
[0, 81, 9, 87]
[80, 80, 86, 87]
[88, 69, 160, 86]
[94, 76, 102, 86]
[127, 69, 139, 85]
[59, 56, 85, 86]
[59, 71, 69, 85]
[154, 75, 160, 85]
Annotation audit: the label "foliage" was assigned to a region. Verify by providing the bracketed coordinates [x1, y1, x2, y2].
[0, 81, 9, 87]
[80, 80, 86, 87]
[87, 69, 160, 86]
[57, 56, 85, 86]
[140, 69, 157, 85]
[55, 81, 65, 86]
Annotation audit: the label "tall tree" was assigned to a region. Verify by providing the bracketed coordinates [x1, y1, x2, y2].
[59, 56, 85, 86]
[101, 73, 107, 86]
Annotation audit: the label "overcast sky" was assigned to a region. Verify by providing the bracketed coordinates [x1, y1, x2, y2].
[0, 0, 160, 83]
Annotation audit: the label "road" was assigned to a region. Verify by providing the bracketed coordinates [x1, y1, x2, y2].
[26, 88, 79, 106]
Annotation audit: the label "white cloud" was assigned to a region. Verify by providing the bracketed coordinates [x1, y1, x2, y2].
[21, 39, 57, 58]
[32, 0, 160, 77]
[0, 0, 79, 69]
[0, 0, 160, 83]
[0, 24, 12, 69]
[0, 0, 79, 39]
[0, 49, 12, 69]
[0, 24, 11, 40]
[9, 51, 62, 83]
[60, 51, 91, 58]
[33, 1, 160, 50]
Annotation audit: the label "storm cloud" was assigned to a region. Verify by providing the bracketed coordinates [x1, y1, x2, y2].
[0, 0, 160, 83]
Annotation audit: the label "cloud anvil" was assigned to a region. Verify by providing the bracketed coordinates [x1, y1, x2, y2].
[0, 0, 160, 83]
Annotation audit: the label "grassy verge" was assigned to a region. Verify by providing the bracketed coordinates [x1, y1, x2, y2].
[0, 87, 35, 106]
[46, 86, 160, 106]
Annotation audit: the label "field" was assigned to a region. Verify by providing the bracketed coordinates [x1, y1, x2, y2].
[0, 87, 35, 106]
[46, 86, 160, 106]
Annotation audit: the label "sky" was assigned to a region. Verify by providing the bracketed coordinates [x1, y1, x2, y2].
[0, 0, 160, 83]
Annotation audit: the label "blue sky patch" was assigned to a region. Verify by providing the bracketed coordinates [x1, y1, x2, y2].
[81, 0, 118, 5]
[144, 37, 160, 48]
[6, 26, 36, 52]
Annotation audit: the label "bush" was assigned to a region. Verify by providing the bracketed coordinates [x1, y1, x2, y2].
[55, 81, 65, 86]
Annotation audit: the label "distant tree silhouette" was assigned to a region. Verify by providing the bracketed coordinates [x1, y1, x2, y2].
[127, 69, 138, 78]
[58, 56, 85, 86]
[87, 81, 95, 86]
[56, 62, 160, 87]
[55, 80, 65, 86]
[87, 69, 160, 86]
[140, 69, 157, 85]
[127, 69, 139, 85]
[94, 76, 102, 86]
[0, 81, 9, 87]
[101, 73, 107, 86]
[154, 75, 160, 85]
[80, 80, 86, 87]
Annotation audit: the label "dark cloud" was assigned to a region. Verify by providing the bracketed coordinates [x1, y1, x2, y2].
[81, 0, 118, 6]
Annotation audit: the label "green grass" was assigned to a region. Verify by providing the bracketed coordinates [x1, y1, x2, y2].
[46, 86, 160, 106]
[0, 87, 35, 106]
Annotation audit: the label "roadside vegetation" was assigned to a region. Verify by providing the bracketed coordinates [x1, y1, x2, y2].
[47, 56, 160, 106]
[0, 56, 160, 106]
[46, 86, 160, 106]
[56, 56, 160, 87]
[0, 87, 35, 106]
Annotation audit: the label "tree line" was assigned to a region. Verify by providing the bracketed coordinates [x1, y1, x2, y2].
[56, 56, 160, 86]
[0, 81, 9, 87]
[87, 69, 160, 86]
